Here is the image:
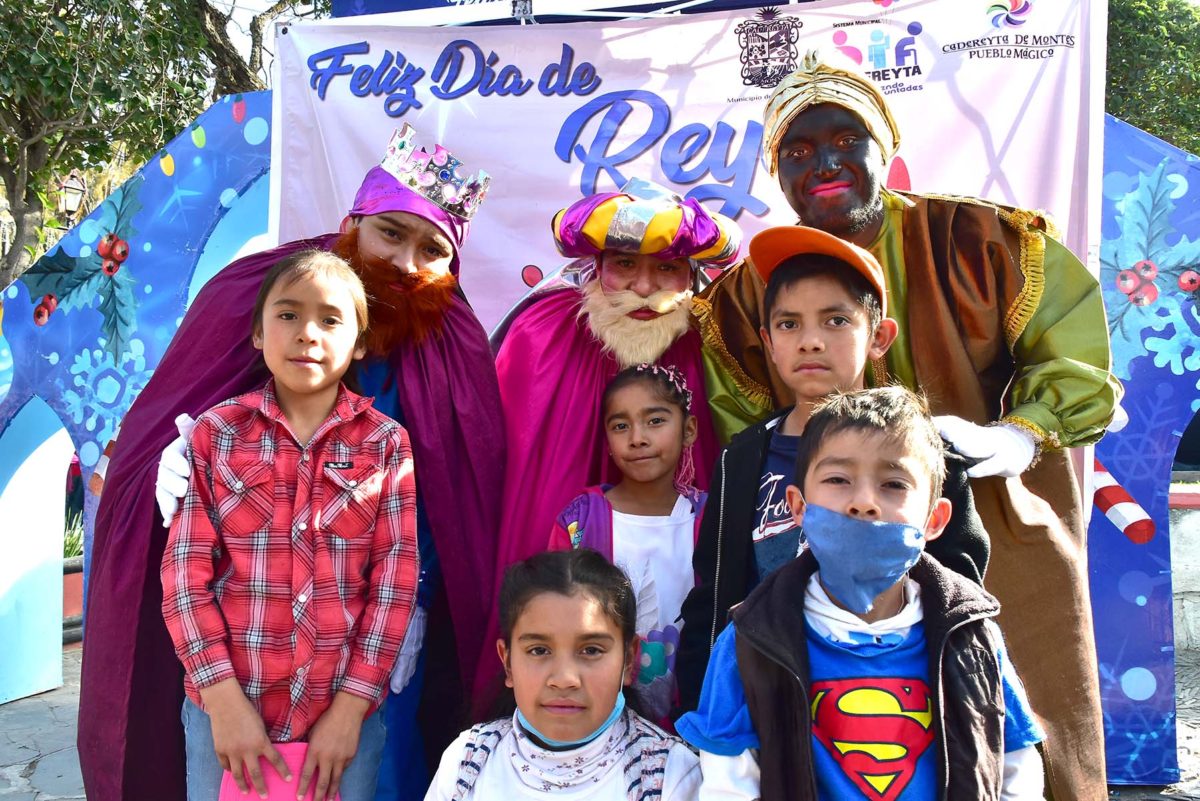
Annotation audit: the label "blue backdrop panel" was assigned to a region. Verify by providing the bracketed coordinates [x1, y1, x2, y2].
[1089, 114, 1200, 785]
[0, 91, 274, 595]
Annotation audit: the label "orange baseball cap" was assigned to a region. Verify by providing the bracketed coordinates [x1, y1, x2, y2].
[749, 225, 887, 317]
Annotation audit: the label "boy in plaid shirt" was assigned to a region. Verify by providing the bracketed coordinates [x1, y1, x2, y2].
[162, 250, 418, 801]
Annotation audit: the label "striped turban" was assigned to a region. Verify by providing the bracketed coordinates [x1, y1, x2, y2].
[551, 177, 742, 270]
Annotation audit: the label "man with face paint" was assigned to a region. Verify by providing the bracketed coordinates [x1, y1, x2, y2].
[78, 126, 505, 801]
[693, 53, 1120, 798]
[480, 178, 740, 702]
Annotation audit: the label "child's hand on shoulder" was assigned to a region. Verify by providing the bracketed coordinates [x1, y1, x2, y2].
[199, 678, 291, 798]
[298, 692, 372, 801]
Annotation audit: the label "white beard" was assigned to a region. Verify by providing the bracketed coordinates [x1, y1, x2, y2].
[579, 281, 694, 369]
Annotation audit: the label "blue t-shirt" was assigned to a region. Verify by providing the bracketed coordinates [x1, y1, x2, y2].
[751, 428, 803, 582]
[677, 617, 1044, 800]
[356, 358, 439, 609]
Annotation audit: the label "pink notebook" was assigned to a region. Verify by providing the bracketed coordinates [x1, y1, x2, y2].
[217, 742, 340, 801]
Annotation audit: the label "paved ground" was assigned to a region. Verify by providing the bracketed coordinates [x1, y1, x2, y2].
[0, 646, 83, 800]
[0, 645, 1197, 799]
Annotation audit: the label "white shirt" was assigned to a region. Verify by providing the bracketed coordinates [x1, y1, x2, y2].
[611, 495, 695, 637]
[425, 715, 701, 800]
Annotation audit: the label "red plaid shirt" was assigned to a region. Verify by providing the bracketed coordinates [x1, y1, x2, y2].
[161, 381, 418, 741]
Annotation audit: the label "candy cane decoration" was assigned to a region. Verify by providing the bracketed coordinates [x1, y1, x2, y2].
[1093, 458, 1156, 544]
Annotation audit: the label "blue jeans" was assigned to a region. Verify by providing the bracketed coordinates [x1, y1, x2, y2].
[373, 648, 428, 801]
[181, 697, 387, 801]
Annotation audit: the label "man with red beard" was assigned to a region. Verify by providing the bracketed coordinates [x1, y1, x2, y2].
[477, 178, 740, 701]
[78, 127, 504, 801]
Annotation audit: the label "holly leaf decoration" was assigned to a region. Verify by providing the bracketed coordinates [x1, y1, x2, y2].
[97, 267, 138, 361]
[1112, 161, 1175, 270]
[103, 175, 144, 242]
[18, 174, 144, 356]
[20, 247, 106, 312]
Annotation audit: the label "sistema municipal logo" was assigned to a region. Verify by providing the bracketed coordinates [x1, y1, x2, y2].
[831, 21, 924, 87]
[989, 0, 1032, 27]
[736, 8, 804, 89]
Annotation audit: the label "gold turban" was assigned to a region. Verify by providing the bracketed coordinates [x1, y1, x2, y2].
[762, 51, 902, 176]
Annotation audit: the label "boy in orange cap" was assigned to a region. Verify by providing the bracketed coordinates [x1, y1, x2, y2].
[675, 226, 989, 714]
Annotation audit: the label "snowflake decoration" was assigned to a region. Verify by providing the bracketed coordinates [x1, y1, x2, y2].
[1145, 330, 1200, 375]
[62, 339, 153, 463]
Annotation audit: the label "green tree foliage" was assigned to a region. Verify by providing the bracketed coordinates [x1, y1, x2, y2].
[1108, 0, 1200, 156]
[0, 0, 210, 287]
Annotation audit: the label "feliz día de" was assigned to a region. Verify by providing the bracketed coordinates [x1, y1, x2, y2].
[307, 40, 601, 115]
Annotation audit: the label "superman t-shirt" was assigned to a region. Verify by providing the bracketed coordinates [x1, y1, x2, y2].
[676, 598, 1044, 800]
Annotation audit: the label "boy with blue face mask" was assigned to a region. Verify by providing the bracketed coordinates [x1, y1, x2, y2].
[676, 387, 1045, 800]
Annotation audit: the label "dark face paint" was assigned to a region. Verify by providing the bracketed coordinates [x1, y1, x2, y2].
[776, 104, 886, 245]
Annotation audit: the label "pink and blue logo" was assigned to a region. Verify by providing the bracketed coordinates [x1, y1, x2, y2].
[989, 0, 1032, 27]
[831, 21, 924, 82]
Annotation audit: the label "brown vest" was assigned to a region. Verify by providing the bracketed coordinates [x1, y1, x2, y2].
[730, 552, 1006, 801]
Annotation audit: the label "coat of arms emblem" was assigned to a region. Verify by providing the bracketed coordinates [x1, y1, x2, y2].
[735, 8, 803, 88]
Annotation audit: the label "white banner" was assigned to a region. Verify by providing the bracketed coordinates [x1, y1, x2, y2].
[274, 0, 1106, 330]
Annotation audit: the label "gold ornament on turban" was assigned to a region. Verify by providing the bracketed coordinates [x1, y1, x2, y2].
[761, 51, 902, 176]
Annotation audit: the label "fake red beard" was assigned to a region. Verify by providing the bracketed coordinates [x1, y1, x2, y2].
[332, 227, 458, 354]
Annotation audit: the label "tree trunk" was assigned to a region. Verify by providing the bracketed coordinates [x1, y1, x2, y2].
[1, 193, 43, 292]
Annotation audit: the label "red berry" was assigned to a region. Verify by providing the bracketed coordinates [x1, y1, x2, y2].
[33, 304, 49, 326]
[1134, 259, 1158, 280]
[1116, 270, 1140, 294]
[102, 258, 120, 276]
[1180, 270, 1200, 293]
[111, 239, 130, 263]
[41, 293, 58, 313]
[97, 232, 117, 258]
[1130, 282, 1159, 307]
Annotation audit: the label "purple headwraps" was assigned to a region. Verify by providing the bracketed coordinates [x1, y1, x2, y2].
[348, 165, 470, 256]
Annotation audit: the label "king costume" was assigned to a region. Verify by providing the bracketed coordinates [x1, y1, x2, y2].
[692, 59, 1121, 800]
[78, 127, 505, 801]
[481, 180, 740, 702]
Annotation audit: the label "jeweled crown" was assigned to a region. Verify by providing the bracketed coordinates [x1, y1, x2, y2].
[379, 124, 491, 220]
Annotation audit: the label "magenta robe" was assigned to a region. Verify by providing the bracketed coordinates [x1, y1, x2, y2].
[477, 287, 717, 702]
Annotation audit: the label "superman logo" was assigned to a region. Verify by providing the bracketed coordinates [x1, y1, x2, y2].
[809, 677, 935, 800]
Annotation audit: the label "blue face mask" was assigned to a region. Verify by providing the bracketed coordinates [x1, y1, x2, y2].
[516, 688, 626, 750]
[802, 503, 927, 615]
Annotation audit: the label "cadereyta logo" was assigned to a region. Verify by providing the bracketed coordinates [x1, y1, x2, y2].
[735, 7, 803, 89]
[942, 0, 1072, 62]
[830, 20, 925, 95]
[809, 677, 935, 800]
[988, 0, 1032, 27]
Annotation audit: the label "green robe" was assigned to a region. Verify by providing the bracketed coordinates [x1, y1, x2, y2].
[693, 189, 1121, 801]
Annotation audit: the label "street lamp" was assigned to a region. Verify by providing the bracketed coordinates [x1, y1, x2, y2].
[57, 171, 87, 223]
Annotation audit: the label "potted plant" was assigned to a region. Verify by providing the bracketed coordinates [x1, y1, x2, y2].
[64, 509, 83, 644]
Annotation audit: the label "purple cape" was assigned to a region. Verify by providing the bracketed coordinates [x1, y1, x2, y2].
[77, 235, 504, 800]
[477, 287, 717, 703]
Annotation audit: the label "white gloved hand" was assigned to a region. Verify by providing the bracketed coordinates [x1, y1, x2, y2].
[156, 413, 197, 528]
[389, 606, 428, 695]
[1108, 402, 1130, 433]
[933, 415, 1038, 479]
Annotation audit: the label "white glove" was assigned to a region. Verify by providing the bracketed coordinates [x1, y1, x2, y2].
[1108, 402, 1129, 433]
[389, 606, 428, 694]
[933, 416, 1038, 478]
[156, 413, 196, 528]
